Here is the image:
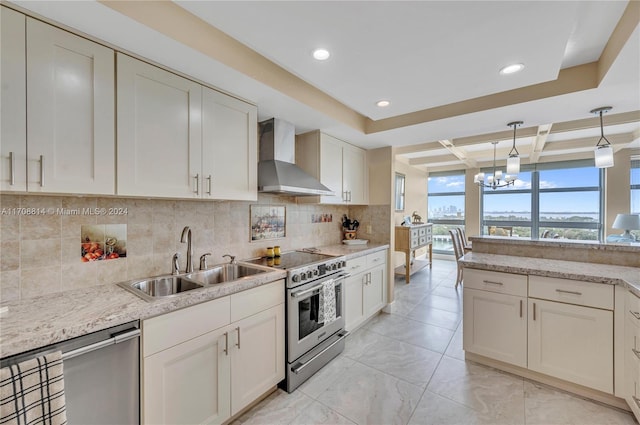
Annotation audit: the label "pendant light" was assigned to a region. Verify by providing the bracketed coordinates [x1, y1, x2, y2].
[506, 121, 523, 175]
[474, 141, 516, 190]
[590, 106, 614, 168]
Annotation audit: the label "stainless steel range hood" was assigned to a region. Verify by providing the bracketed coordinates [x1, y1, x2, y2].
[258, 118, 334, 196]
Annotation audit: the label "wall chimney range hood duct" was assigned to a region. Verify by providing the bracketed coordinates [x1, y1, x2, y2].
[258, 118, 334, 196]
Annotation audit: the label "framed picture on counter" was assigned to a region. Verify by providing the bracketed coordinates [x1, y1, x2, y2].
[250, 205, 286, 241]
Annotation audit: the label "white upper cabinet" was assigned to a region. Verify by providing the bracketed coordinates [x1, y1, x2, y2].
[117, 54, 257, 200]
[26, 18, 115, 194]
[296, 130, 369, 205]
[1, 7, 26, 192]
[1, 11, 115, 195]
[202, 87, 257, 201]
[117, 53, 202, 198]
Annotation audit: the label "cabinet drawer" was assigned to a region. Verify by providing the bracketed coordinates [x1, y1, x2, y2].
[629, 290, 640, 327]
[367, 250, 386, 268]
[346, 255, 367, 274]
[529, 275, 613, 310]
[143, 296, 231, 357]
[418, 227, 427, 236]
[410, 237, 419, 249]
[464, 268, 527, 297]
[410, 229, 419, 239]
[419, 236, 427, 246]
[230, 279, 284, 322]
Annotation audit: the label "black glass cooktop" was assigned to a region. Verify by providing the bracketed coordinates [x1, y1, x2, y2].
[247, 251, 334, 270]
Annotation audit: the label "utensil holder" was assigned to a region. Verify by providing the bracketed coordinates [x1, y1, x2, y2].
[344, 230, 357, 240]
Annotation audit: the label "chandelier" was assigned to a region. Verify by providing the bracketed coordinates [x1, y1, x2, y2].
[591, 106, 614, 168]
[474, 121, 522, 190]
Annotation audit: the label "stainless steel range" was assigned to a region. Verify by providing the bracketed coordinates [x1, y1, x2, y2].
[248, 250, 348, 392]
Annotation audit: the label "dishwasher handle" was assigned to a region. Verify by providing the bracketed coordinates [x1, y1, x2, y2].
[62, 329, 140, 361]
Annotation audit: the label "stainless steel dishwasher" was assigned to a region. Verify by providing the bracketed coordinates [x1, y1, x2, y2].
[0, 321, 140, 425]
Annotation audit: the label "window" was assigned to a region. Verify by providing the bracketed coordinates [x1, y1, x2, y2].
[480, 160, 603, 241]
[632, 156, 640, 215]
[428, 171, 465, 254]
[395, 173, 405, 211]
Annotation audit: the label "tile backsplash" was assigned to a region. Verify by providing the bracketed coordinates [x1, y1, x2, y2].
[1, 194, 389, 301]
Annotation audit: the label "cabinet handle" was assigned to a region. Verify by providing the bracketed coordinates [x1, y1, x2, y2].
[482, 280, 503, 286]
[193, 174, 200, 195]
[235, 326, 240, 349]
[519, 300, 523, 318]
[632, 348, 640, 360]
[206, 175, 212, 195]
[348, 191, 352, 202]
[533, 302, 536, 321]
[631, 311, 640, 320]
[223, 332, 229, 356]
[555, 289, 582, 296]
[39, 155, 45, 187]
[9, 151, 15, 185]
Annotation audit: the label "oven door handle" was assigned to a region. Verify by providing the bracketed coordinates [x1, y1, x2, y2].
[291, 331, 349, 375]
[290, 274, 349, 299]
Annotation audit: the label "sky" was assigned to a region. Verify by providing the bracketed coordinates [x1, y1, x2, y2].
[428, 167, 604, 214]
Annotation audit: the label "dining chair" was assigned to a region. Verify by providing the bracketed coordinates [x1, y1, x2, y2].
[448, 229, 464, 288]
[456, 227, 472, 252]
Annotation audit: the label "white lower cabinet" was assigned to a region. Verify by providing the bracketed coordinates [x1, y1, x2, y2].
[345, 250, 387, 331]
[463, 288, 527, 368]
[626, 289, 640, 419]
[142, 280, 284, 425]
[528, 298, 613, 394]
[463, 269, 616, 395]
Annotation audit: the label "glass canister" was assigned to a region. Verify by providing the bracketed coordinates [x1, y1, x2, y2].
[274, 246, 281, 257]
[266, 247, 275, 258]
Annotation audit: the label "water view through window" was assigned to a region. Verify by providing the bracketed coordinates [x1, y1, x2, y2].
[428, 163, 604, 254]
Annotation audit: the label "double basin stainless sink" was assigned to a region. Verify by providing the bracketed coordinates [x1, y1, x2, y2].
[118, 263, 271, 302]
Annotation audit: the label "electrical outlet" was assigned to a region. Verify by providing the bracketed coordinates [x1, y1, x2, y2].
[366, 224, 373, 234]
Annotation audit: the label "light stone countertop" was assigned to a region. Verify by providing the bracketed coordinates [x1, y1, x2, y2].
[0, 243, 390, 359]
[469, 235, 640, 253]
[0, 268, 286, 359]
[460, 252, 640, 297]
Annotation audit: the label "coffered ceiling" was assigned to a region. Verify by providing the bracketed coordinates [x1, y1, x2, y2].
[8, 0, 640, 172]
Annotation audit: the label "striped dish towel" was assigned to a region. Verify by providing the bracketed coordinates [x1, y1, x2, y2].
[0, 351, 67, 425]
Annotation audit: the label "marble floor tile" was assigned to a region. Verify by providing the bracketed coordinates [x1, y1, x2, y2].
[388, 297, 425, 317]
[427, 357, 525, 425]
[342, 328, 381, 360]
[352, 333, 442, 388]
[524, 381, 636, 425]
[231, 389, 314, 425]
[417, 294, 462, 313]
[409, 390, 499, 425]
[404, 305, 461, 330]
[316, 361, 423, 425]
[289, 401, 356, 425]
[444, 328, 465, 361]
[366, 313, 455, 353]
[297, 355, 357, 399]
[431, 285, 463, 300]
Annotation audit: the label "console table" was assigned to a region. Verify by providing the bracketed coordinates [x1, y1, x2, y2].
[394, 224, 433, 283]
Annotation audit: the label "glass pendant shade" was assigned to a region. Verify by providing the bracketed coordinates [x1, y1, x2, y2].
[507, 155, 520, 174]
[594, 145, 614, 168]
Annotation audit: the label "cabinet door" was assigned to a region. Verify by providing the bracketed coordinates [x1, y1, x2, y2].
[626, 315, 640, 411]
[230, 303, 284, 415]
[344, 273, 364, 331]
[1, 7, 26, 192]
[143, 327, 231, 425]
[202, 87, 257, 201]
[319, 134, 344, 204]
[26, 18, 115, 194]
[342, 144, 368, 204]
[364, 264, 386, 317]
[463, 288, 527, 368]
[117, 53, 202, 198]
[528, 298, 613, 393]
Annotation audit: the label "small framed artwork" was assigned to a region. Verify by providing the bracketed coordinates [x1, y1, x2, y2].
[250, 205, 286, 241]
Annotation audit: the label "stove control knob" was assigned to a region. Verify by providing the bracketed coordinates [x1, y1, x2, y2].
[292, 274, 300, 283]
[300, 273, 307, 281]
[331, 263, 337, 270]
[341, 260, 347, 268]
[306, 271, 314, 279]
[312, 269, 319, 276]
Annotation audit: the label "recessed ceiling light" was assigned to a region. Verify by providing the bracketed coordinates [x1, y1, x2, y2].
[376, 100, 390, 107]
[312, 49, 330, 61]
[500, 63, 525, 75]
